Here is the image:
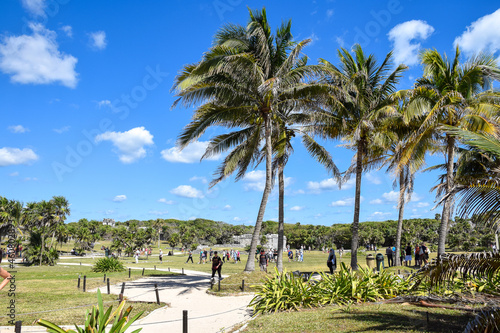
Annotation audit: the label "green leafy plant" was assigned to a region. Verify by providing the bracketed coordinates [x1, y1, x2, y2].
[37, 289, 143, 333]
[250, 268, 321, 314]
[92, 257, 125, 273]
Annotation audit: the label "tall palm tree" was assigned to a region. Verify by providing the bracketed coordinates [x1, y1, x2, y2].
[172, 8, 321, 271]
[271, 105, 339, 272]
[316, 45, 407, 270]
[401, 47, 500, 256]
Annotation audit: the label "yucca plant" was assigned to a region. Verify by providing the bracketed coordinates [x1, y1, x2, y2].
[92, 257, 126, 273]
[37, 289, 143, 333]
[250, 268, 321, 314]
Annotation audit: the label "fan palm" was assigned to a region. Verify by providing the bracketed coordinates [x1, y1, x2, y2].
[172, 8, 322, 271]
[315, 45, 407, 269]
[400, 47, 500, 256]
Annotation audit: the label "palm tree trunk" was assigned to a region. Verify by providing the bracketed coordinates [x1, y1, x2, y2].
[351, 140, 364, 271]
[395, 170, 406, 266]
[40, 227, 44, 266]
[438, 135, 455, 256]
[245, 112, 273, 272]
[277, 162, 285, 273]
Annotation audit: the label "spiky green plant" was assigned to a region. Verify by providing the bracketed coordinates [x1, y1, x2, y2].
[37, 289, 143, 333]
[92, 257, 125, 273]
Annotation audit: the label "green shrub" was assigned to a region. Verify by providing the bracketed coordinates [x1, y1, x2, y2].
[92, 257, 125, 273]
[250, 268, 321, 314]
[38, 289, 143, 333]
[250, 264, 410, 314]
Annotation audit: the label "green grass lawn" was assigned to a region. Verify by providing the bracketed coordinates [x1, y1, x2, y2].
[241, 303, 474, 333]
[0, 263, 173, 326]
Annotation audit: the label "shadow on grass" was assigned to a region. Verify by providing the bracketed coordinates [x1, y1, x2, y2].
[331, 307, 473, 333]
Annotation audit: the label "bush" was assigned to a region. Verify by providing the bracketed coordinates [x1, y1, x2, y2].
[92, 257, 125, 273]
[250, 263, 410, 314]
[250, 268, 321, 314]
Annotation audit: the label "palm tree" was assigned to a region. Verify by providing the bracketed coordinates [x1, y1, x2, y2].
[172, 8, 321, 272]
[271, 106, 339, 272]
[401, 47, 500, 256]
[316, 45, 407, 269]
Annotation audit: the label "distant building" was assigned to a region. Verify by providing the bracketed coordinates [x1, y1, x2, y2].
[232, 234, 286, 250]
[102, 218, 116, 227]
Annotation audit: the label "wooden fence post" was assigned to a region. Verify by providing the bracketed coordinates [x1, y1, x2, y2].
[142, 268, 145, 276]
[154, 283, 160, 305]
[83, 276, 86, 292]
[241, 279, 245, 292]
[77, 275, 81, 289]
[129, 268, 131, 278]
[183, 310, 188, 333]
[107, 278, 110, 294]
[15, 321, 22, 333]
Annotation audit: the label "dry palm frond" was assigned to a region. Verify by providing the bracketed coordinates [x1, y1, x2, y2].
[411, 252, 500, 290]
[463, 307, 500, 333]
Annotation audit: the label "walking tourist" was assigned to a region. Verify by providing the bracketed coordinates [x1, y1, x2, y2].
[186, 250, 193, 263]
[327, 248, 337, 274]
[211, 251, 223, 281]
[259, 249, 268, 273]
[386, 246, 393, 267]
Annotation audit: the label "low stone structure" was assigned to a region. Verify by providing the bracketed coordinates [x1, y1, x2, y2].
[232, 233, 286, 250]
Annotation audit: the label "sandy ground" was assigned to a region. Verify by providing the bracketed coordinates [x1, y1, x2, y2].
[0, 266, 254, 333]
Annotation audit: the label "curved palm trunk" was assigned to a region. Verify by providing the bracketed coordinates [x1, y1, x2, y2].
[438, 135, 455, 257]
[395, 170, 406, 266]
[245, 113, 273, 272]
[351, 141, 364, 270]
[277, 162, 285, 272]
[40, 225, 45, 266]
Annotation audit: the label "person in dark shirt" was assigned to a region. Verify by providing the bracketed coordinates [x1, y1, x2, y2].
[211, 251, 223, 280]
[386, 246, 394, 267]
[259, 249, 268, 273]
[405, 244, 412, 266]
[327, 249, 336, 274]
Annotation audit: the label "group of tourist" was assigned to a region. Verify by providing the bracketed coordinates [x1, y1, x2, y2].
[385, 243, 430, 267]
[286, 246, 306, 262]
[196, 248, 241, 264]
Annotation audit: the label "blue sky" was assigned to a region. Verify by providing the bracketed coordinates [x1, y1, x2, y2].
[1, 0, 500, 225]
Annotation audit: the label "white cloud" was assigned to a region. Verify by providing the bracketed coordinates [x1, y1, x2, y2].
[366, 173, 382, 185]
[223, 204, 232, 211]
[113, 195, 127, 202]
[415, 202, 429, 208]
[370, 198, 383, 205]
[307, 177, 354, 193]
[382, 191, 399, 202]
[290, 206, 305, 211]
[170, 185, 204, 199]
[53, 126, 70, 134]
[8, 125, 29, 133]
[243, 170, 266, 191]
[97, 100, 111, 108]
[190, 176, 208, 184]
[336, 36, 345, 47]
[388, 20, 434, 65]
[158, 198, 175, 205]
[9, 172, 19, 177]
[307, 33, 319, 46]
[95, 127, 154, 163]
[23, 177, 37, 181]
[0, 147, 38, 166]
[329, 197, 361, 207]
[326, 9, 334, 19]
[233, 217, 242, 222]
[0, 23, 78, 88]
[454, 9, 500, 56]
[370, 211, 392, 219]
[61, 25, 73, 38]
[89, 31, 107, 50]
[21, 0, 46, 16]
[161, 141, 219, 163]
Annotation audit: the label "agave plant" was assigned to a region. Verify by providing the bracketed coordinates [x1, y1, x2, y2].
[37, 289, 143, 333]
[250, 268, 321, 314]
